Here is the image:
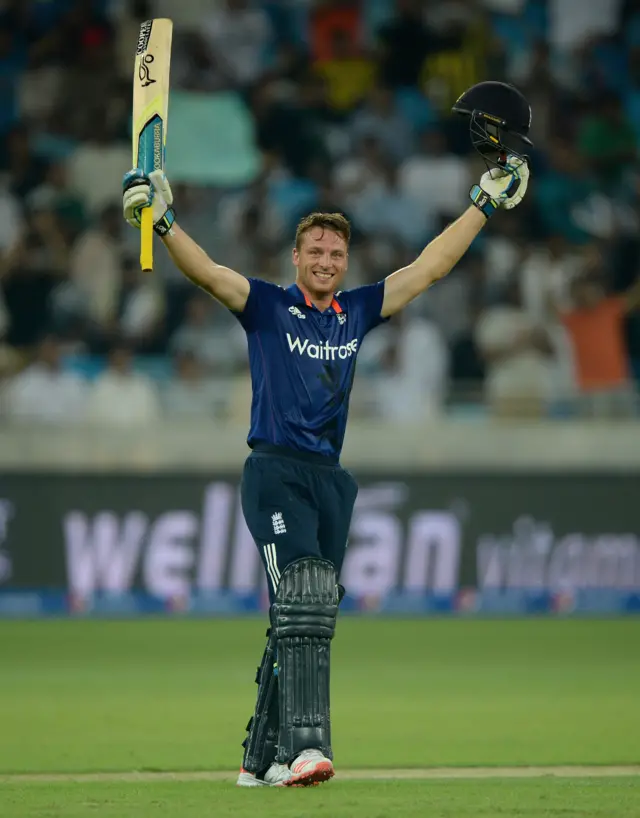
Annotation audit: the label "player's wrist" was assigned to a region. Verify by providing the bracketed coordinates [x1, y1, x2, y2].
[469, 184, 498, 219]
[153, 207, 176, 236]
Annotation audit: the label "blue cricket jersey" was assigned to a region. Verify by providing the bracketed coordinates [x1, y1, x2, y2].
[232, 279, 387, 459]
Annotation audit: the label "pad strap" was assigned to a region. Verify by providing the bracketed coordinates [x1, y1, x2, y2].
[241, 627, 279, 774]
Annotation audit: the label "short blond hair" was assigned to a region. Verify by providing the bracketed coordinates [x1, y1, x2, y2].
[295, 212, 351, 250]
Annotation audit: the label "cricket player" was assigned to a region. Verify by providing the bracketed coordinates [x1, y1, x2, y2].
[122, 83, 531, 788]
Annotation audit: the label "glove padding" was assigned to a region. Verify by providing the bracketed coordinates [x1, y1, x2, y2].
[122, 168, 176, 236]
[469, 156, 529, 219]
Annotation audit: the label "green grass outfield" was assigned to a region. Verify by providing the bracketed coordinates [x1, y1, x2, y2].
[2, 778, 640, 818]
[1, 618, 639, 817]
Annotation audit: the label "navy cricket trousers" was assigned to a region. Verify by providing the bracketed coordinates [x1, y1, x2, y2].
[241, 444, 359, 603]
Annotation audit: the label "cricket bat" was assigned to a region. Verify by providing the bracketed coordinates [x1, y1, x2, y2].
[132, 18, 173, 273]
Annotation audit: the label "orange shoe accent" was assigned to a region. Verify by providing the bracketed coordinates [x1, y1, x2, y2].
[286, 760, 334, 787]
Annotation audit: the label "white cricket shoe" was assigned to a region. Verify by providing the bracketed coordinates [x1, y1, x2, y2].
[285, 749, 335, 787]
[236, 763, 292, 787]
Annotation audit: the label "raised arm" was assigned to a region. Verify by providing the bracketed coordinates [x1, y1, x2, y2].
[162, 224, 249, 312]
[382, 207, 485, 317]
[381, 158, 530, 318]
[123, 169, 249, 313]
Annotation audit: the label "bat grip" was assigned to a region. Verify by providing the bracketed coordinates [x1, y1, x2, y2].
[140, 206, 153, 272]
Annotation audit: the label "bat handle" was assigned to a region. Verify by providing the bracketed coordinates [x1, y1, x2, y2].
[140, 206, 153, 272]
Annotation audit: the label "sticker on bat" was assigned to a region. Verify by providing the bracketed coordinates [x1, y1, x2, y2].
[139, 54, 156, 88]
[136, 20, 153, 55]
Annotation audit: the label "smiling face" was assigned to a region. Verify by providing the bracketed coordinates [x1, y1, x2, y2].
[293, 227, 349, 300]
[292, 214, 350, 303]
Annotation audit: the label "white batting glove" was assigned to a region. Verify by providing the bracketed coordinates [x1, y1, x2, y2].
[469, 156, 530, 219]
[122, 168, 176, 236]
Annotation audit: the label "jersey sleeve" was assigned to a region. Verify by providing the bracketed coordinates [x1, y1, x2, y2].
[230, 277, 281, 332]
[343, 280, 389, 336]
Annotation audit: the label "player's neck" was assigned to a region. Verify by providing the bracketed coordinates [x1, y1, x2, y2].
[296, 280, 334, 312]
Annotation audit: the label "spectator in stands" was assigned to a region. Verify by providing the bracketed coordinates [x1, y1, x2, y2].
[548, 0, 623, 53]
[622, 0, 640, 39]
[518, 235, 585, 402]
[201, 0, 274, 90]
[0, 27, 27, 137]
[61, 2, 119, 133]
[67, 204, 125, 345]
[262, 39, 310, 90]
[293, 180, 348, 230]
[349, 84, 415, 161]
[2, 124, 49, 200]
[294, 72, 345, 159]
[313, 29, 376, 115]
[0, 288, 8, 345]
[85, 344, 161, 427]
[534, 138, 598, 245]
[437, 253, 487, 392]
[425, 251, 485, 349]
[224, 201, 275, 278]
[26, 161, 86, 241]
[0, 173, 23, 254]
[351, 161, 432, 250]
[216, 176, 285, 273]
[559, 271, 640, 417]
[117, 258, 166, 353]
[0, 284, 21, 379]
[172, 29, 222, 93]
[308, 0, 364, 64]
[0, 223, 21, 376]
[66, 118, 129, 217]
[577, 94, 637, 191]
[420, 0, 498, 112]
[162, 351, 228, 419]
[397, 127, 471, 222]
[475, 279, 556, 417]
[357, 236, 409, 288]
[250, 79, 329, 178]
[376, 0, 430, 88]
[375, 311, 450, 421]
[333, 135, 387, 214]
[481, 215, 527, 294]
[1, 204, 70, 348]
[4, 334, 87, 423]
[509, 39, 556, 146]
[169, 293, 246, 375]
[520, 235, 584, 322]
[625, 45, 640, 146]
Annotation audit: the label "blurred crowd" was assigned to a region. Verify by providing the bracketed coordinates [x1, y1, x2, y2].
[2, 0, 640, 426]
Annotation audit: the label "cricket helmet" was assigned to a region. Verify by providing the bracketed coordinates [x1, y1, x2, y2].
[452, 81, 532, 169]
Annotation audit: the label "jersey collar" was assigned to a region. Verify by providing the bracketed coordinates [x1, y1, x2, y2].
[287, 283, 342, 314]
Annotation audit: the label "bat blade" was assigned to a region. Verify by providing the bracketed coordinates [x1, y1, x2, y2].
[132, 18, 173, 273]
